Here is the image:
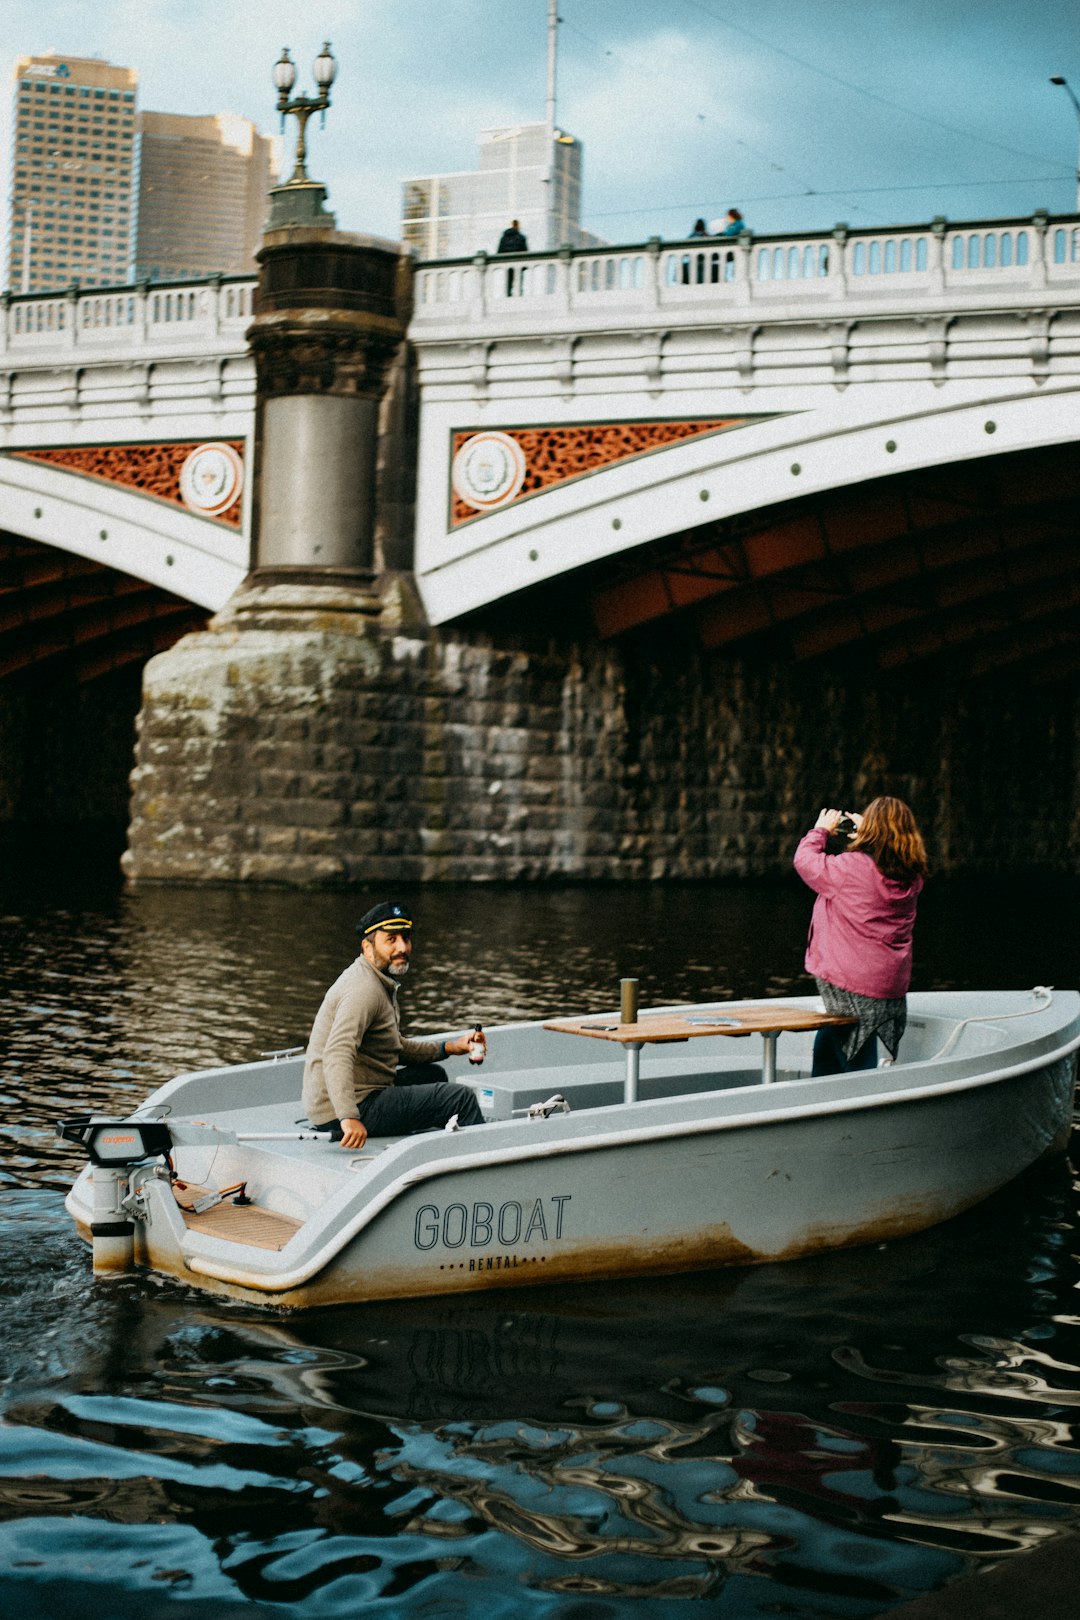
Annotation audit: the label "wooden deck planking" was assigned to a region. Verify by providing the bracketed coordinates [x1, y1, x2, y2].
[174, 1184, 302, 1251]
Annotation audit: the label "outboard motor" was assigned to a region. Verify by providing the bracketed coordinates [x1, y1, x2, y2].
[58, 1117, 174, 1275]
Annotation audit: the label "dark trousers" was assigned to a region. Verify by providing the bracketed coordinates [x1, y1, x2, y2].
[812, 1027, 878, 1077]
[355, 1062, 484, 1135]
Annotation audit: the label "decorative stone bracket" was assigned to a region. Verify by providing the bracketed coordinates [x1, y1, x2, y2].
[248, 310, 404, 400]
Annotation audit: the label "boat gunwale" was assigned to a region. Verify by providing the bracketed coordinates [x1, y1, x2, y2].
[177, 1021, 1080, 1294]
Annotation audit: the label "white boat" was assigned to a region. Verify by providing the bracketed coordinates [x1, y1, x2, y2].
[61, 988, 1080, 1310]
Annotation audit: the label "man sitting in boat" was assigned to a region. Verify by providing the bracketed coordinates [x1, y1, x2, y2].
[302, 902, 487, 1148]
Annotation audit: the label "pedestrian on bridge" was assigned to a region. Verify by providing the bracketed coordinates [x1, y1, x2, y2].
[497, 219, 528, 297]
[497, 219, 528, 253]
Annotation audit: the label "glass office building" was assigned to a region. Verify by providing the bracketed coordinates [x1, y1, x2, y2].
[134, 112, 279, 282]
[8, 53, 138, 293]
[402, 122, 602, 260]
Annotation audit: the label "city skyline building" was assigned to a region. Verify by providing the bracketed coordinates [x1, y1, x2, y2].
[134, 111, 279, 282]
[401, 121, 603, 260]
[8, 52, 138, 294]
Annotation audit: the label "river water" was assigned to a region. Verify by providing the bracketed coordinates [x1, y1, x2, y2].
[3, 848, 1080, 1619]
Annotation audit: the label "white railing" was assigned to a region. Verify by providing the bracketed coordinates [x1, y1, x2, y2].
[413, 213, 1080, 324]
[0, 275, 257, 355]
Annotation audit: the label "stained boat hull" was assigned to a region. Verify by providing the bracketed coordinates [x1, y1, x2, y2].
[64, 991, 1080, 1309]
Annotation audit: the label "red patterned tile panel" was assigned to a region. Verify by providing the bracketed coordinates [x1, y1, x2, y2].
[10, 441, 245, 529]
[450, 418, 755, 526]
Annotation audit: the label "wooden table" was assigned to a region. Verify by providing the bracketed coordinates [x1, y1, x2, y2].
[542, 1005, 857, 1102]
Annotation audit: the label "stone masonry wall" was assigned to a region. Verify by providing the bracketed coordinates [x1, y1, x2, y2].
[122, 588, 1080, 883]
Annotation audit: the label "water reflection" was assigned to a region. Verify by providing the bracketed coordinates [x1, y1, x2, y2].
[3, 862, 1080, 1614]
[2, 1161, 1080, 1614]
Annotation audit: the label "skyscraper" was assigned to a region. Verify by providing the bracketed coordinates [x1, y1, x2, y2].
[402, 122, 602, 260]
[8, 53, 138, 294]
[134, 112, 279, 282]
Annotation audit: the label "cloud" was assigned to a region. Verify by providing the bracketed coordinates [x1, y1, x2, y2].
[0, 0, 1077, 279]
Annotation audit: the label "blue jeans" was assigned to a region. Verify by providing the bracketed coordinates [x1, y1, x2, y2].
[812, 1028, 878, 1077]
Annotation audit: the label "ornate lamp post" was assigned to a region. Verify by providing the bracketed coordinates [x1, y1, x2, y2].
[274, 42, 337, 183]
[250, 39, 408, 581]
[1050, 76, 1080, 212]
[267, 42, 338, 228]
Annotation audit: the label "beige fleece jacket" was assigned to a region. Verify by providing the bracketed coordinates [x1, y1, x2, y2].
[301, 956, 443, 1125]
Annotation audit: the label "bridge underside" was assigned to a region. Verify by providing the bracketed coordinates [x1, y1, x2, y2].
[498, 443, 1080, 688]
[0, 530, 208, 683]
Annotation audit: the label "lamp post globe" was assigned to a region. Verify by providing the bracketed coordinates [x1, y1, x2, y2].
[273, 48, 297, 97]
[313, 43, 337, 90]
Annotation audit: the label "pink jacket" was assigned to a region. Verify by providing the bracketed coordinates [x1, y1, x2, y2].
[794, 827, 922, 1000]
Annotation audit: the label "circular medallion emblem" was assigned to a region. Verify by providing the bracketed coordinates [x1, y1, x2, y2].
[179, 442, 244, 517]
[452, 431, 527, 512]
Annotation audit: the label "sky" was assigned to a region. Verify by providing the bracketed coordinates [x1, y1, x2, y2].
[2, 0, 1080, 269]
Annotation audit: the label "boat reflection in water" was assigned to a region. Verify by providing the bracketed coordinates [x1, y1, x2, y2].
[7, 1148, 1079, 1617]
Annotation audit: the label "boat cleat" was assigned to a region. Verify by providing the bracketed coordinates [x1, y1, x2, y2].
[525, 1094, 571, 1120]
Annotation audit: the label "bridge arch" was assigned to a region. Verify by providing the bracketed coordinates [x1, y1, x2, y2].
[416, 386, 1080, 642]
[0, 452, 247, 613]
[583, 437, 1080, 684]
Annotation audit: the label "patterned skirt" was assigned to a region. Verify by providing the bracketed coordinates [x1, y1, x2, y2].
[815, 978, 907, 1061]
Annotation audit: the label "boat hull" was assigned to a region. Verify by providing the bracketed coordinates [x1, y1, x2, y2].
[275, 1051, 1078, 1309]
[69, 1042, 1076, 1310]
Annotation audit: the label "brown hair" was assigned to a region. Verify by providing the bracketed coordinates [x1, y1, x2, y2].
[849, 796, 929, 883]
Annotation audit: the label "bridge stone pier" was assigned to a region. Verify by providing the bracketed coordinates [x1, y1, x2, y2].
[4, 208, 1080, 880]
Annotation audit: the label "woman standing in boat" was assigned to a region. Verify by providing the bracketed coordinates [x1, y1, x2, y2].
[794, 797, 929, 1076]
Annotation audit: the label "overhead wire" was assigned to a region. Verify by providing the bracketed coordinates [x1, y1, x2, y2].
[558, 3, 1072, 233]
[586, 173, 1073, 224]
[678, 0, 1065, 169]
[558, 12, 826, 211]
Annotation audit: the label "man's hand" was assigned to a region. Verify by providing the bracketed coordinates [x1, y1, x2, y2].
[338, 1116, 368, 1149]
[444, 1031, 488, 1059]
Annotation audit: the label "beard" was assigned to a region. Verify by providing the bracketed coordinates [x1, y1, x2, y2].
[387, 959, 410, 978]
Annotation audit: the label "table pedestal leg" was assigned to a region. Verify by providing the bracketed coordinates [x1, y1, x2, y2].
[761, 1032, 778, 1085]
[625, 1041, 643, 1104]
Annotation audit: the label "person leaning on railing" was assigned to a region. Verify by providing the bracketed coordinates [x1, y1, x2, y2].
[794, 797, 929, 1076]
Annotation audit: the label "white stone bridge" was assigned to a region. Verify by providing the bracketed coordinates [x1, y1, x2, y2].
[411, 212, 1080, 678]
[4, 210, 1080, 679]
[0, 278, 254, 677]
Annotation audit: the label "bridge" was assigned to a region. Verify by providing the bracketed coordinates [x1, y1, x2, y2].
[4, 211, 1080, 682]
[0, 276, 254, 678]
[4, 210, 1080, 883]
[410, 211, 1080, 679]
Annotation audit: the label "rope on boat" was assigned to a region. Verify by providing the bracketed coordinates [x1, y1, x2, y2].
[922, 986, 1054, 1063]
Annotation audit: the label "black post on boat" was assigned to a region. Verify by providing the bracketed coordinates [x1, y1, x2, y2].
[621, 978, 639, 1025]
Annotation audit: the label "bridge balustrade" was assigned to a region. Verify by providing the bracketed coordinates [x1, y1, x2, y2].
[414, 213, 1079, 325]
[1, 276, 256, 355]
[754, 242, 832, 281]
[950, 229, 1029, 271]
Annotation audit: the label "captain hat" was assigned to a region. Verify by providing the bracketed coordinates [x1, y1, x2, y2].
[356, 901, 414, 939]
